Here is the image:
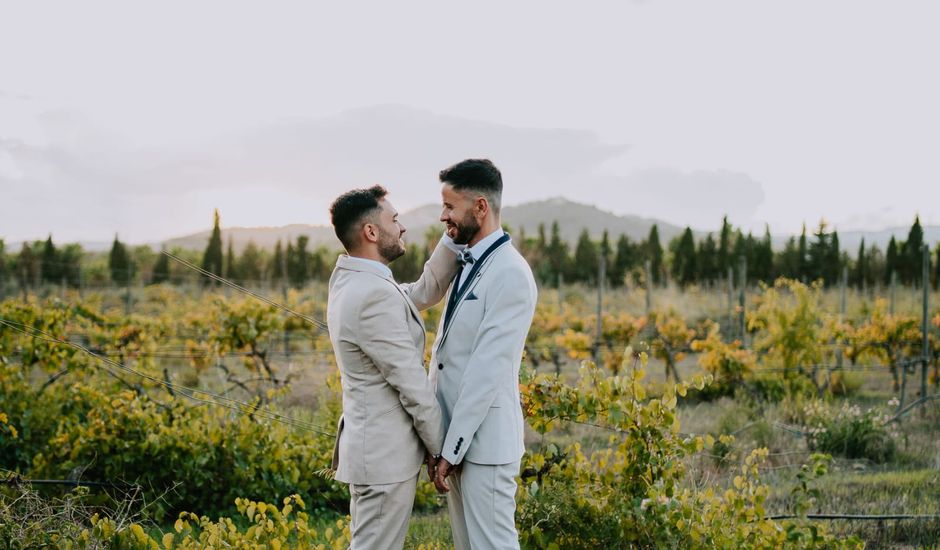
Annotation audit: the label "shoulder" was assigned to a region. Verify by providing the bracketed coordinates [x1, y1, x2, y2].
[335, 270, 399, 305]
[485, 247, 536, 294]
[493, 245, 534, 281]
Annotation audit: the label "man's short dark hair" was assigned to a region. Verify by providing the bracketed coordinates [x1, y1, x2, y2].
[439, 159, 502, 213]
[329, 185, 388, 250]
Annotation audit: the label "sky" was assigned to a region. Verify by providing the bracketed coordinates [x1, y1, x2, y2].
[1, 0, 939, 244]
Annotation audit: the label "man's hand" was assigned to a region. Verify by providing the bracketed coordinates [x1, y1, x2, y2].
[426, 453, 438, 482]
[433, 457, 455, 493]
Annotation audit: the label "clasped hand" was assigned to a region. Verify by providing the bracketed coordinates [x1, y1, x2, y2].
[426, 454, 459, 493]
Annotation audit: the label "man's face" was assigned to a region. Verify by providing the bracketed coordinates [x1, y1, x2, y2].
[374, 199, 407, 262]
[440, 183, 481, 246]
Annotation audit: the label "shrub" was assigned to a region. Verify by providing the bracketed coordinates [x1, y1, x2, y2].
[802, 400, 898, 463]
[517, 352, 861, 548]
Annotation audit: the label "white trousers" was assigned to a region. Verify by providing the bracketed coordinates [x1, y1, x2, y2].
[349, 473, 418, 550]
[447, 461, 521, 550]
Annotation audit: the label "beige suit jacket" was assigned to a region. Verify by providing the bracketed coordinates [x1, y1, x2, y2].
[327, 240, 457, 485]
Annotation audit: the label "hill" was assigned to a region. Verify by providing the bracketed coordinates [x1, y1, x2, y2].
[160, 198, 688, 252]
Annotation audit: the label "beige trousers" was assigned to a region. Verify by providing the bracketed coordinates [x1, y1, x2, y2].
[349, 473, 418, 550]
[447, 461, 521, 550]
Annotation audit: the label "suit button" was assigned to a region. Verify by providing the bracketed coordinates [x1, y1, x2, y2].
[438, 363, 444, 370]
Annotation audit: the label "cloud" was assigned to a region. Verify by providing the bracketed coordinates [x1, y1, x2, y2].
[1, 104, 631, 242]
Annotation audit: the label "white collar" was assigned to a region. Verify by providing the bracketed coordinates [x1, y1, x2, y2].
[343, 255, 393, 279]
[466, 228, 505, 260]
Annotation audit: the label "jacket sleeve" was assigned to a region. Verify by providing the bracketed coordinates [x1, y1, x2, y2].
[441, 266, 536, 464]
[357, 286, 443, 455]
[399, 235, 459, 311]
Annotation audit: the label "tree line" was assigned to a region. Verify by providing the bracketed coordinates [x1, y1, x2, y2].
[515, 216, 938, 289]
[2, 212, 938, 292]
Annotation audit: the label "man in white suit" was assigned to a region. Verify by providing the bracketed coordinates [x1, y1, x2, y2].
[428, 159, 538, 550]
[327, 185, 459, 550]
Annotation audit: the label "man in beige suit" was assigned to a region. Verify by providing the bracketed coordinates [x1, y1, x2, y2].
[327, 185, 459, 550]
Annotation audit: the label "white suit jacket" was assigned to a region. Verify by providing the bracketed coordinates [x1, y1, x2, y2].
[327, 240, 457, 485]
[429, 238, 537, 465]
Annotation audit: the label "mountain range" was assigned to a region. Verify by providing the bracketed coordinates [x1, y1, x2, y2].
[158, 198, 940, 256]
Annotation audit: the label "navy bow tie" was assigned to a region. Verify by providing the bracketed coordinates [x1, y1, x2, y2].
[457, 249, 475, 266]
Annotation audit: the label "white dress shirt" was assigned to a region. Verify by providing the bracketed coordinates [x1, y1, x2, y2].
[454, 228, 504, 289]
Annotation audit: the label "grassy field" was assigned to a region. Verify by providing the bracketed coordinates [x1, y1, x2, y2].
[394, 354, 940, 548]
[3, 280, 939, 548]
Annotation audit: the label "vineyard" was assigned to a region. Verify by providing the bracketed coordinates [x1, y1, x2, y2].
[1, 276, 939, 548]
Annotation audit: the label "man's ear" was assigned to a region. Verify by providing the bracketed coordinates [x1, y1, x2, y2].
[475, 196, 489, 218]
[361, 222, 379, 244]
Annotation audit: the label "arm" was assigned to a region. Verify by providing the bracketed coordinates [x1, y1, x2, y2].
[358, 287, 443, 455]
[440, 268, 536, 465]
[399, 234, 461, 311]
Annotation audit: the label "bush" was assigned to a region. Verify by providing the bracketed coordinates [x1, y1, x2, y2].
[517, 353, 861, 548]
[827, 371, 864, 397]
[0, 486, 352, 550]
[744, 373, 816, 403]
[27, 382, 344, 522]
[802, 401, 898, 463]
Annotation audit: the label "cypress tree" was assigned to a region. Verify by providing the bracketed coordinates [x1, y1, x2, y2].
[751, 227, 774, 283]
[646, 224, 664, 286]
[853, 238, 868, 289]
[867, 243, 885, 287]
[903, 216, 924, 285]
[777, 237, 799, 280]
[531, 223, 550, 286]
[601, 230, 620, 286]
[697, 233, 718, 285]
[201, 209, 224, 282]
[109, 235, 132, 286]
[670, 227, 697, 287]
[152, 247, 170, 285]
[288, 235, 310, 287]
[807, 221, 831, 284]
[59, 244, 83, 287]
[546, 221, 569, 287]
[537, 223, 547, 257]
[15, 242, 39, 289]
[885, 237, 899, 285]
[717, 216, 732, 276]
[731, 229, 747, 285]
[41, 235, 59, 284]
[827, 231, 841, 285]
[225, 238, 239, 282]
[272, 240, 285, 285]
[797, 223, 808, 282]
[612, 234, 636, 287]
[238, 241, 264, 284]
[573, 229, 599, 284]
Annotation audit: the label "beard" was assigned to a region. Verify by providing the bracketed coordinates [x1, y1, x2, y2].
[448, 211, 481, 245]
[377, 226, 406, 263]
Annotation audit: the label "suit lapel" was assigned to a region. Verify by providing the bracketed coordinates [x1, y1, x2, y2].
[437, 247, 503, 348]
[390, 281, 426, 332]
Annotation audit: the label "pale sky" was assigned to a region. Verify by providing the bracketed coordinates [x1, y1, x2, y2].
[2, 0, 939, 244]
